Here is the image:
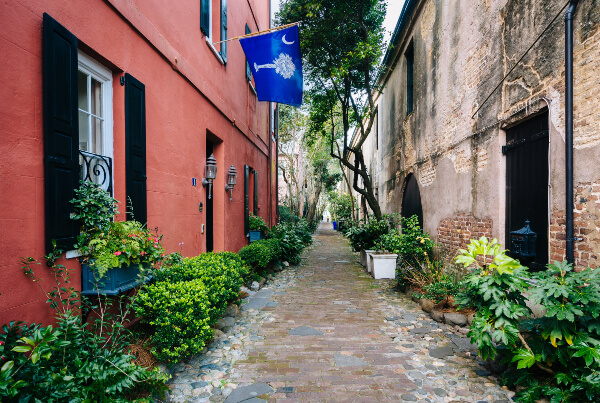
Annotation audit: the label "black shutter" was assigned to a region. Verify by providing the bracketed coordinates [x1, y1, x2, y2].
[220, 0, 227, 63]
[124, 73, 147, 224]
[244, 165, 250, 235]
[42, 13, 79, 252]
[245, 24, 252, 81]
[253, 170, 258, 215]
[200, 0, 209, 35]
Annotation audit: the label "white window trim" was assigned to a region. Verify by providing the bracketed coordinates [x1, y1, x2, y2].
[77, 51, 114, 162]
[206, 37, 225, 65]
[204, 0, 225, 64]
[68, 52, 113, 259]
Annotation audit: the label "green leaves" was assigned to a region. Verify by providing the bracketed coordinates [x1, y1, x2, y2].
[457, 236, 600, 402]
[572, 341, 600, 366]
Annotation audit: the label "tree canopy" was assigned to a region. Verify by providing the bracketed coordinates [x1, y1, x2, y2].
[277, 0, 386, 219]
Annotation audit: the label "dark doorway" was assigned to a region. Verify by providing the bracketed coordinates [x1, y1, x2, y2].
[206, 142, 214, 252]
[401, 174, 423, 229]
[504, 111, 549, 271]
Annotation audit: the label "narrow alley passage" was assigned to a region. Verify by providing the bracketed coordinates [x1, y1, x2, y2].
[224, 223, 511, 402]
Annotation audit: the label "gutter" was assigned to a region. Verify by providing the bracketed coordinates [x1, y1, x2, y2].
[565, 0, 579, 265]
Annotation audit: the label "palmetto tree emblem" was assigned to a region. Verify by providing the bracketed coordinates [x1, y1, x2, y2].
[254, 53, 296, 79]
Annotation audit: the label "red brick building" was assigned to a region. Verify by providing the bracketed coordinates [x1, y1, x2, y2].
[0, 0, 277, 324]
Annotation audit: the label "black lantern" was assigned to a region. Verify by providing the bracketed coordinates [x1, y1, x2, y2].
[511, 219, 537, 258]
[202, 153, 217, 199]
[225, 164, 237, 201]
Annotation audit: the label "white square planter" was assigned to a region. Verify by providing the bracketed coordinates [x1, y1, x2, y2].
[364, 250, 376, 273]
[360, 249, 375, 267]
[369, 253, 398, 279]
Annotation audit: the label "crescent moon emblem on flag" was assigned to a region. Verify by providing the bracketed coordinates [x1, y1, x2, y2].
[282, 34, 295, 45]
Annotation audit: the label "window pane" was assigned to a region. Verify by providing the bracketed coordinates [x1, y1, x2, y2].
[78, 110, 89, 151]
[91, 116, 103, 155]
[78, 71, 88, 112]
[91, 78, 102, 117]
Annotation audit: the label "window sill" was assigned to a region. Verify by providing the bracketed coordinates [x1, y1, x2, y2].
[66, 249, 83, 259]
[206, 38, 225, 65]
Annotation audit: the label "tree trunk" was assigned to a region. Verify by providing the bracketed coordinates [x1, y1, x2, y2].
[306, 179, 323, 222]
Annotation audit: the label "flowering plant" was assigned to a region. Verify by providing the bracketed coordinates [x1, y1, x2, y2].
[78, 220, 165, 278]
[71, 181, 165, 278]
[248, 213, 269, 233]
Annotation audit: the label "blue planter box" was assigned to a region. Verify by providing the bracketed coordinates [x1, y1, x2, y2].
[81, 262, 147, 296]
[248, 230, 264, 243]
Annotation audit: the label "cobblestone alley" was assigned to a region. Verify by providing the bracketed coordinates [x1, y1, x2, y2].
[166, 223, 512, 402]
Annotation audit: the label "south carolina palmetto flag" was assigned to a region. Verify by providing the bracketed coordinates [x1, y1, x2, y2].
[240, 25, 303, 107]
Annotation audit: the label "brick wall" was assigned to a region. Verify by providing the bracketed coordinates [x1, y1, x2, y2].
[437, 214, 493, 253]
[550, 182, 600, 270]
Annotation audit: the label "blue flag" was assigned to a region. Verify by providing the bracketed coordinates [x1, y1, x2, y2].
[240, 25, 303, 107]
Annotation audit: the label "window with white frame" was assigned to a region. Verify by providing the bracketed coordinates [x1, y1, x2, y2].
[77, 51, 113, 193]
[201, 0, 227, 63]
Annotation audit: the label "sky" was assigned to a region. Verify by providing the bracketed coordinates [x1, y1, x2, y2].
[383, 0, 406, 45]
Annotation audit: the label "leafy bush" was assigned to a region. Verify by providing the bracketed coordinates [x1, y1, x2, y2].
[238, 239, 280, 270]
[155, 252, 248, 322]
[0, 313, 167, 401]
[4, 249, 168, 399]
[456, 237, 600, 403]
[346, 217, 391, 251]
[389, 215, 435, 269]
[413, 277, 464, 305]
[134, 280, 213, 363]
[136, 252, 248, 362]
[269, 221, 311, 265]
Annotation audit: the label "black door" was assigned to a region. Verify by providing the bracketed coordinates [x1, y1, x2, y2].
[206, 142, 214, 252]
[125, 74, 147, 224]
[401, 174, 423, 229]
[244, 165, 250, 236]
[504, 112, 548, 270]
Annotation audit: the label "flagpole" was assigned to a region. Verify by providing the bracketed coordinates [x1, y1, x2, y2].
[212, 21, 300, 45]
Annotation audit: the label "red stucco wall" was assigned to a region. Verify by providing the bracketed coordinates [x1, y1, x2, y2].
[0, 0, 275, 325]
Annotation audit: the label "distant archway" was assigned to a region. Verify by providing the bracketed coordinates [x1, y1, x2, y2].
[401, 174, 423, 229]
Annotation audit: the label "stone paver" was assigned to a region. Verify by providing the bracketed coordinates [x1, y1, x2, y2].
[163, 223, 513, 402]
[229, 223, 512, 402]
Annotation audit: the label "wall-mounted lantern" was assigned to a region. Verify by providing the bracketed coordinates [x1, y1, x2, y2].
[202, 153, 217, 199]
[225, 164, 237, 201]
[511, 219, 537, 259]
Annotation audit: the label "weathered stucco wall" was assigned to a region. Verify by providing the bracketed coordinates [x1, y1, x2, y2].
[368, 0, 600, 267]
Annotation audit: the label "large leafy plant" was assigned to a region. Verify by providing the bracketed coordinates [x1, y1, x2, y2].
[456, 237, 600, 402]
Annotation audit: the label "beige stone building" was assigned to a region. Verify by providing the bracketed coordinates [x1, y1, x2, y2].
[345, 0, 600, 270]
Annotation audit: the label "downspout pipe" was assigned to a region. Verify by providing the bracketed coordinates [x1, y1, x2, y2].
[565, 0, 579, 265]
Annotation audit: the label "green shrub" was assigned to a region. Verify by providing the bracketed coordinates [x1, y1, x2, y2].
[134, 279, 213, 363]
[270, 222, 305, 264]
[394, 215, 435, 269]
[0, 313, 167, 400]
[239, 239, 280, 270]
[413, 277, 464, 304]
[456, 237, 600, 403]
[156, 252, 247, 322]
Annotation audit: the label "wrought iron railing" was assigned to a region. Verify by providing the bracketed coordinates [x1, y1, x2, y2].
[79, 150, 113, 194]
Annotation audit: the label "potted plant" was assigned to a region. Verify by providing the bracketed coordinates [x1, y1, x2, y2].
[71, 181, 164, 295]
[369, 230, 399, 279]
[248, 212, 268, 243]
